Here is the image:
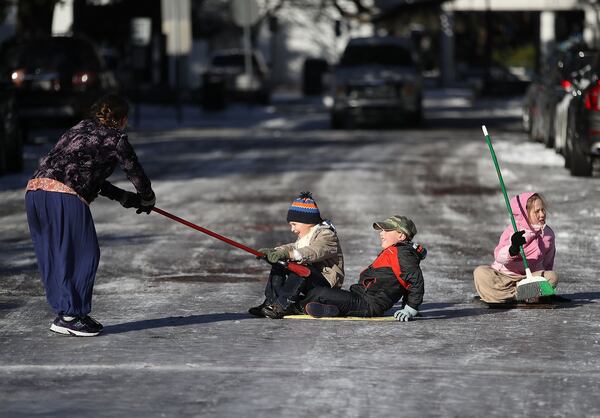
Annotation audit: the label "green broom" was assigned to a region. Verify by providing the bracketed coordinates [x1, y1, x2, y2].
[482, 125, 555, 300]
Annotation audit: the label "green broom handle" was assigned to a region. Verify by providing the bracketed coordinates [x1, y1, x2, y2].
[482, 126, 529, 270]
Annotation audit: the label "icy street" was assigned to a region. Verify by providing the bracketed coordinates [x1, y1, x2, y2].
[1, 89, 600, 417]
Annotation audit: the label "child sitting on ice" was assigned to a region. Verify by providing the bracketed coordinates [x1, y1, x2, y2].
[301, 215, 426, 322]
[248, 191, 345, 319]
[473, 192, 559, 304]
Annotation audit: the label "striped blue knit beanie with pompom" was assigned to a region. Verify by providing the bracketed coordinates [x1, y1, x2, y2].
[286, 191, 322, 224]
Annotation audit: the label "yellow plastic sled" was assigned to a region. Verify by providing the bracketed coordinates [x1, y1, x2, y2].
[283, 314, 396, 321]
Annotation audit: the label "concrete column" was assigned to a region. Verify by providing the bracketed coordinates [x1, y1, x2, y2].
[583, 4, 600, 49]
[161, 0, 192, 89]
[440, 8, 455, 86]
[539, 11, 555, 64]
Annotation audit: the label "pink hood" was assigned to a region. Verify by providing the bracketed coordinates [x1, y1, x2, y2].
[491, 192, 555, 275]
[510, 191, 535, 231]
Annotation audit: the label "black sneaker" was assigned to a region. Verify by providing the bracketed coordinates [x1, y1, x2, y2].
[286, 303, 305, 315]
[304, 302, 339, 318]
[82, 315, 103, 331]
[50, 316, 101, 337]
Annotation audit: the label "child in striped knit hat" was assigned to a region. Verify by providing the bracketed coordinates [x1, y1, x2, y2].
[249, 191, 345, 319]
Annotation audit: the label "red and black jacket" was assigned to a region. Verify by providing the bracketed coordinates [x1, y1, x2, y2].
[350, 241, 426, 315]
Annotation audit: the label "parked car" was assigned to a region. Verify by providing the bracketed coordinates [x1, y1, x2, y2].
[201, 49, 271, 109]
[553, 54, 596, 158]
[522, 44, 596, 148]
[553, 87, 577, 158]
[0, 36, 118, 138]
[0, 84, 23, 175]
[330, 36, 423, 129]
[562, 54, 600, 176]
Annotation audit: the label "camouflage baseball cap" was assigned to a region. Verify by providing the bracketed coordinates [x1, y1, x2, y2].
[373, 215, 417, 239]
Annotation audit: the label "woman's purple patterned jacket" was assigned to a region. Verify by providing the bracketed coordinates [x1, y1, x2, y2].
[31, 119, 153, 203]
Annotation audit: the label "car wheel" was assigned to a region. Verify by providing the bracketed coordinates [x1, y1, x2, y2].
[570, 142, 593, 177]
[521, 107, 531, 133]
[564, 113, 575, 169]
[409, 106, 423, 127]
[0, 136, 7, 175]
[5, 126, 24, 173]
[528, 108, 538, 140]
[543, 113, 554, 148]
[330, 112, 345, 129]
[258, 92, 270, 106]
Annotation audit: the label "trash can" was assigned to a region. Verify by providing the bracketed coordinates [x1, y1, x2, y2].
[302, 58, 329, 96]
[201, 72, 227, 111]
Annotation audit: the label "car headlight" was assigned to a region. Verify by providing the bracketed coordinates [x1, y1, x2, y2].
[235, 74, 259, 90]
[402, 83, 417, 97]
[10, 68, 25, 87]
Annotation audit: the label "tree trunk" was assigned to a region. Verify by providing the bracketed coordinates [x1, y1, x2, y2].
[16, 0, 59, 38]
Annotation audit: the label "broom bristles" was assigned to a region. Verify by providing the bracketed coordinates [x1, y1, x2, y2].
[516, 276, 556, 301]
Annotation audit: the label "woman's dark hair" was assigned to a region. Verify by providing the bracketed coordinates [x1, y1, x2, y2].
[91, 94, 129, 128]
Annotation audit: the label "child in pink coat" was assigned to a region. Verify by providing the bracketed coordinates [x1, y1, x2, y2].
[473, 192, 558, 303]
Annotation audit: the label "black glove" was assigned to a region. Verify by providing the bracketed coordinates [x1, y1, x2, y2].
[120, 192, 140, 209]
[99, 181, 125, 202]
[136, 191, 155, 215]
[508, 230, 526, 257]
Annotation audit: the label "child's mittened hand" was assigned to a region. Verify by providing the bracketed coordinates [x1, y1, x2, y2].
[394, 305, 418, 322]
[266, 248, 289, 263]
[509, 230, 526, 256]
[257, 248, 288, 263]
[258, 248, 274, 257]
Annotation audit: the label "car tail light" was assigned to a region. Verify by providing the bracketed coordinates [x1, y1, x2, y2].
[561, 80, 572, 90]
[10, 68, 25, 87]
[584, 81, 600, 111]
[403, 83, 416, 97]
[72, 71, 96, 88]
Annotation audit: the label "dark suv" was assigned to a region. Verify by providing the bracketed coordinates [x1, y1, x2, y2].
[330, 36, 423, 128]
[0, 36, 118, 136]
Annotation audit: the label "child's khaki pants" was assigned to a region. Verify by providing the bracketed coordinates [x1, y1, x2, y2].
[473, 266, 558, 303]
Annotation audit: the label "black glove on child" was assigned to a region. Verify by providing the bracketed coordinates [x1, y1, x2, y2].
[508, 230, 526, 257]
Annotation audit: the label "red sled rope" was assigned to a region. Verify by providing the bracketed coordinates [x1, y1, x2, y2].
[152, 207, 311, 277]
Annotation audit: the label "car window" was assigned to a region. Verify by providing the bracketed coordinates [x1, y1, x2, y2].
[340, 44, 414, 66]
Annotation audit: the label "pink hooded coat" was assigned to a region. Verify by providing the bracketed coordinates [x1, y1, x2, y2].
[491, 192, 555, 276]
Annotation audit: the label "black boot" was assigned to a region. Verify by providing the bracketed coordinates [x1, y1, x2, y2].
[248, 301, 268, 317]
[262, 304, 286, 319]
